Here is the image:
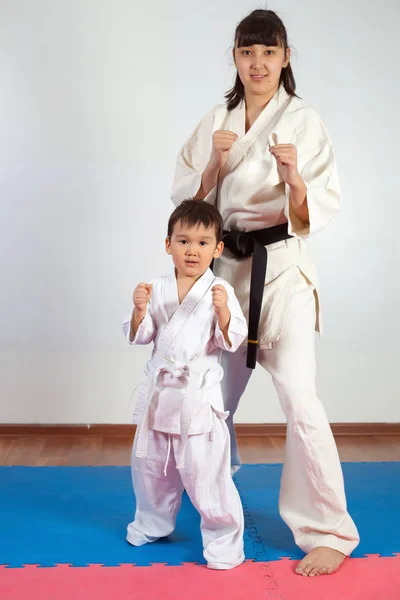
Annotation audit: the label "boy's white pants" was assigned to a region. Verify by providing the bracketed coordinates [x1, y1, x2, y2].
[221, 273, 360, 556]
[127, 412, 245, 570]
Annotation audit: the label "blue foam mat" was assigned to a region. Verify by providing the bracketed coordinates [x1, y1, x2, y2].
[1, 463, 399, 567]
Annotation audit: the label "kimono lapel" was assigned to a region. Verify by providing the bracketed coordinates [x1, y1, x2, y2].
[157, 268, 215, 357]
[220, 86, 292, 180]
[164, 273, 179, 322]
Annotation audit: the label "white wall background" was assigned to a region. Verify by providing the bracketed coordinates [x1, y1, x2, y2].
[1, 0, 399, 424]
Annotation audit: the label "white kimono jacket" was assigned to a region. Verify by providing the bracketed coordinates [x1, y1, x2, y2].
[171, 85, 341, 347]
[123, 269, 247, 467]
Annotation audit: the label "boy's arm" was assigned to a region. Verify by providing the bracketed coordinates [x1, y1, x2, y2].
[130, 309, 147, 338]
[122, 282, 156, 345]
[215, 305, 232, 347]
[213, 283, 248, 352]
[122, 309, 156, 345]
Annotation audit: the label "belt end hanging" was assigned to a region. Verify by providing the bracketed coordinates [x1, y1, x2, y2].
[246, 340, 258, 369]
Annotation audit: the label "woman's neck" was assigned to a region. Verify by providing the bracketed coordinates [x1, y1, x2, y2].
[244, 85, 279, 131]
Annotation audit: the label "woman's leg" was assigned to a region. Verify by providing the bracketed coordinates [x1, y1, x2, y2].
[258, 274, 359, 575]
[220, 347, 252, 472]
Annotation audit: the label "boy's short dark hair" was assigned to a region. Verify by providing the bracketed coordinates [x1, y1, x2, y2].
[167, 200, 224, 243]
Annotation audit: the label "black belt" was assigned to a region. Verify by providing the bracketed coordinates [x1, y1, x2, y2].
[222, 224, 293, 369]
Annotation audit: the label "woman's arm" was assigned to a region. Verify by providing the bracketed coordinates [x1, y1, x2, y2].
[193, 130, 238, 199]
[193, 159, 221, 200]
[288, 175, 309, 224]
[194, 130, 238, 200]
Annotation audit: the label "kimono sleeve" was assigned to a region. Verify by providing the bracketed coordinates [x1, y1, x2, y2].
[122, 302, 156, 345]
[214, 283, 248, 353]
[285, 113, 341, 238]
[170, 106, 221, 207]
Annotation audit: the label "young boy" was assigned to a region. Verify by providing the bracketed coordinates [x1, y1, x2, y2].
[122, 200, 248, 570]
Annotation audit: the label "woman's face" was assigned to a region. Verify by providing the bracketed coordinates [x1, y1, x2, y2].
[234, 42, 290, 99]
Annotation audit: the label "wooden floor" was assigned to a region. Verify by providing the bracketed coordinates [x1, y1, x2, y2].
[1, 434, 400, 466]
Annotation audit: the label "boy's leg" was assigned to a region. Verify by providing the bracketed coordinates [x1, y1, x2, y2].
[127, 429, 184, 546]
[177, 413, 245, 570]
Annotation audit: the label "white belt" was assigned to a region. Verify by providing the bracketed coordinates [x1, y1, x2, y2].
[135, 353, 224, 470]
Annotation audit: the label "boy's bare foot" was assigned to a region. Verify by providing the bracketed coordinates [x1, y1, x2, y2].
[295, 547, 346, 577]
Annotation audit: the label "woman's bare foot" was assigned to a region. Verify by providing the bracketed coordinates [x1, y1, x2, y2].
[295, 547, 346, 577]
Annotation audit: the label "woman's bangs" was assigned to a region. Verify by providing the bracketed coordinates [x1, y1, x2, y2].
[236, 21, 282, 49]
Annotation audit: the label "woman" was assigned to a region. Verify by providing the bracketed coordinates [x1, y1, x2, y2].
[171, 9, 359, 577]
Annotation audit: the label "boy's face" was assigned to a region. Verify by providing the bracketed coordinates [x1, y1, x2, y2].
[165, 221, 223, 279]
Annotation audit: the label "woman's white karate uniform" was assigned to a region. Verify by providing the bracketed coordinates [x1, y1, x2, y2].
[123, 269, 248, 569]
[171, 85, 360, 556]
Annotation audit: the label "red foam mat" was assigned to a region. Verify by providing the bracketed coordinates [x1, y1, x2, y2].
[1, 555, 399, 600]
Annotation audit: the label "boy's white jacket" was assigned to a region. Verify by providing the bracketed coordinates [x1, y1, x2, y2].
[123, 268, 247, 465]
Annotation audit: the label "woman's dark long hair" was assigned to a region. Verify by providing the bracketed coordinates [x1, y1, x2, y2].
[225, 9, 297, 110]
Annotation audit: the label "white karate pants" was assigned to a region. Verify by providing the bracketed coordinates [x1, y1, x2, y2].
[127, 412, 245, 570]
[221, 273, 360, 556]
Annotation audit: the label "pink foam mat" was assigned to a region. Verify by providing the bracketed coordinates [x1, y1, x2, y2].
[1, 555, 399, 600]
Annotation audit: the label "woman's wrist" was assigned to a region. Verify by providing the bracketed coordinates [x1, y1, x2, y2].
[288, 174, 307, 206]
[194, 160, 221, 199]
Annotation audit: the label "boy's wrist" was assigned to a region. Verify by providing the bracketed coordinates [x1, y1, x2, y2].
[132, 308, 146, 325]
[216, 306, 231, 330]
